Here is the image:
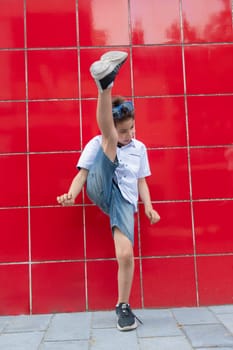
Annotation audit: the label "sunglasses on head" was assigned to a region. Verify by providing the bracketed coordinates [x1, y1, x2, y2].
[112, 101, 134, 120]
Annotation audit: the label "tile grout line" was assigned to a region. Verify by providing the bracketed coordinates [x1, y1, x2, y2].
[180, 0, 199, 307]
[1, 91, 233, 104]
[1, 144, 233, 159]
[1, 197, 233, 211]
[128, 0, 144, 309]
[0, 41, 233, 51]
[1, 251, 233, 267]
[23, 0, 33, 315]
[75, 0, 89, 312]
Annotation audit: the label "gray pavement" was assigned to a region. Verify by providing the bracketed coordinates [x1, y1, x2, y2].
[0, 305, 233, 349]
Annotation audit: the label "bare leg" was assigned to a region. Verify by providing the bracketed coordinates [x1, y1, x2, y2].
[96, 88, 118, 162]
[114, 227, 134, 304]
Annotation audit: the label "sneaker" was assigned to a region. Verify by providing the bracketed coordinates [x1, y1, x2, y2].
[116, 303, 143, 331]
[90, 51, 128, 92]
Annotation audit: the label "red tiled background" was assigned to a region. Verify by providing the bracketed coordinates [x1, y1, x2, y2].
[0, 0, 233, 315]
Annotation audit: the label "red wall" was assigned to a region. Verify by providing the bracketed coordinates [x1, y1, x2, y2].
[0, 0, 233, 315]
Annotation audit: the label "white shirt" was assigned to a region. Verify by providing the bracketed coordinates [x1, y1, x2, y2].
[77, 135, 151, 211]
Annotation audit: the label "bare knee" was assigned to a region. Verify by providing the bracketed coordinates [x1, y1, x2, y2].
[116, 248, 134, 267]
[114, 228, 134, 265]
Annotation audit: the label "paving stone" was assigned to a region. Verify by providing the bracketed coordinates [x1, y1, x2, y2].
[45, 313, 92, 341]
[136, 309, 182, 338]
[0, 332, 44, 350]
[1, 306, 233, 350]
[172, 307, 218, 325]
[215, 313, 233, 333]
[0, 317, 13, 332]
[183, 324, 233, 348]
[198, 348, 233, 350]
[209, 305, 233, 314]
[40, 340, 89, 350]
[139, 336, 193, 350]
[90, 328, 139, 350]
[92, 311, 116, 329]
[4, 314, 52, 332]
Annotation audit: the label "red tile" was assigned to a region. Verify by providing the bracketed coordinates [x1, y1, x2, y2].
[139, 202, 193, 256]
[183, 0, 233, 43]
[131, 259, 142, 309]
[0, 0, 24, 48]
[0, 264, 29, 315]
[0, 155, 28, 207]
[0, 102, 26, 153]
[81, 99, 99, 146]
[28, 100, 81, 152]
[0, 209, 28, 263]
[30, 153, 81, 206]
[31, 207, 84, 261]
[0, 51, 25, 100]
[135, 97, 187, 147]
[133, 46, 184, 96]
[27, 49, 78, 99]
[78, 0, 129, 46]
[32, 262, 85, 313]
[185, 45, 233, 94]
[85, 206, 116, 259]
[87, 260, 117, 310]
[80, 48, 131, 98]
[188, 95, 233, 146]
[87, 259, 141, 310]
[194, 200, 233, 254]
[131, 0, 181, 44]
[85, 206, 139, 259]
[26, 0, 77, 47]
[190, 147, 233, 199]
[146, 149, 190, 201]
[197, 255, 233, 305]
[142, 257, 197, 307]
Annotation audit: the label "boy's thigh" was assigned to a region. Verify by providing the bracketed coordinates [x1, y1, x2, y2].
[110, 186, 135, 245]
[86, 147, 118, 211]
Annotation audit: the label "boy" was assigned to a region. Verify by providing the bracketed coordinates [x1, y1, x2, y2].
[57, 51, 160, 331]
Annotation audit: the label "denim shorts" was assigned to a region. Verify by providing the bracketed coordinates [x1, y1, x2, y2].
[86, 147, 135, 245]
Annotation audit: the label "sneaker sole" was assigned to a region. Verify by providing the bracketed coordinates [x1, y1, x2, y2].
[90, 60, 112, 80]
[90, 51, 128, 80]
[117, 320, 138, 332]
[100, 51, 128, 62]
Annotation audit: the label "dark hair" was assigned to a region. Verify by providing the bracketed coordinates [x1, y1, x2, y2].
[112, 96, 134, 125]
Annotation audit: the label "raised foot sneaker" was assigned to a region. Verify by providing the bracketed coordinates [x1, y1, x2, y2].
[116, 303, 143, 331]
[90, 51, 128, 92]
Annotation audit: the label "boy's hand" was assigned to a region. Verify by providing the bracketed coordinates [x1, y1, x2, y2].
[145, 207, 160, 224]
[57, 193, 75, 206]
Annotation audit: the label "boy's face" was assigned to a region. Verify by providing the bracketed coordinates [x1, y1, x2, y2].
[115, 118, 135, 146]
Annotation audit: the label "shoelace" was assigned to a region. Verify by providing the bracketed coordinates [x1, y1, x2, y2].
[120, 304, 143, 325]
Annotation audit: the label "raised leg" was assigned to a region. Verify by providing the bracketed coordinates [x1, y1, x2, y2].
[96, 88, 118, 162]
[89, 51, 128, 161]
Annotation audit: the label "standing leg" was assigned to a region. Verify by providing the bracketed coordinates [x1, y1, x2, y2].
[114, 227, 134, 305]
[114, 228, 142, 331]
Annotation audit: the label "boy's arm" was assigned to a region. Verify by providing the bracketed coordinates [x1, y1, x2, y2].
[138, 177, 160, 224]
[57, 168, 88, 206]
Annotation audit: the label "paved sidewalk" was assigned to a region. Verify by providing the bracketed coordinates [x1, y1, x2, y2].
[0, 305, 233, 349]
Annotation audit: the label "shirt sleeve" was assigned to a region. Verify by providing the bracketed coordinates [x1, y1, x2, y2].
[77, 136, 101, 170]
[137, 144, 151, 179]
